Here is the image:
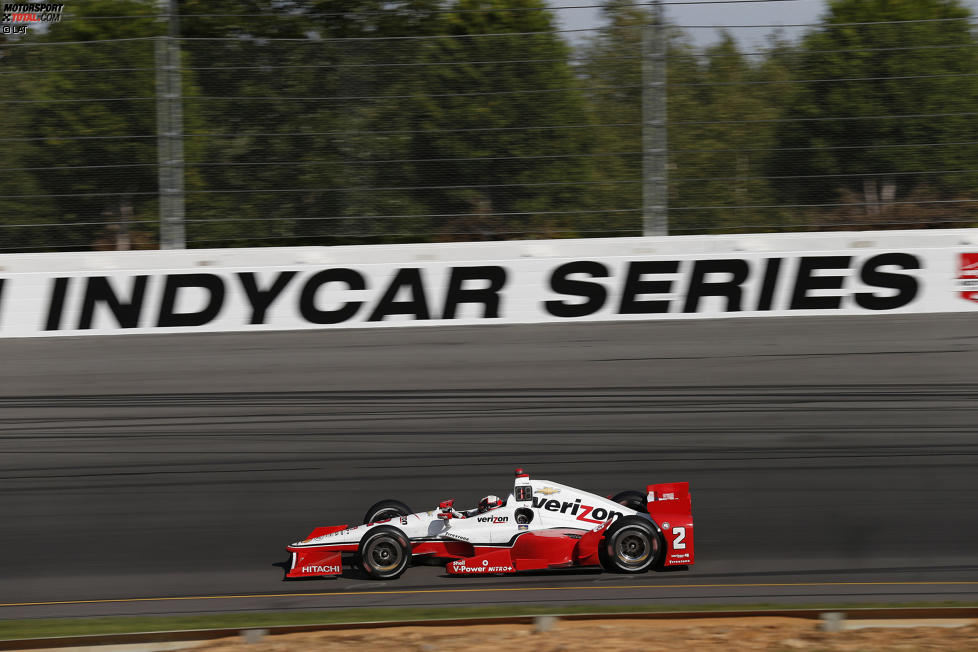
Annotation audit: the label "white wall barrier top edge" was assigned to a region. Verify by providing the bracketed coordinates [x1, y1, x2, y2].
[2, 228, 978, 274]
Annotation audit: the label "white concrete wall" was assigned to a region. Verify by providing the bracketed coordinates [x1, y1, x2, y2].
[1, 229, 976, 337]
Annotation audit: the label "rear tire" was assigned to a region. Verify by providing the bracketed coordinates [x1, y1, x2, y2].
[357, 525, 411, 580]
[610, 490, 647, 511]
[362, 499, 413, 524]
[600, 516, 663, 574]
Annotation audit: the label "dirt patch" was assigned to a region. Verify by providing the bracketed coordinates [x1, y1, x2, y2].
[196, 616, 978, 651]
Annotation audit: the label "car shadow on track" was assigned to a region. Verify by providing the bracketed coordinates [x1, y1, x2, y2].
[274, 558, 691, 583]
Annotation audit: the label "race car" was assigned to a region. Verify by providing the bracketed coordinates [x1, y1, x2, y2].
[285, 469, 694, 580]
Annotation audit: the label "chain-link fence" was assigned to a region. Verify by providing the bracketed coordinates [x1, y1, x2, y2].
[2, 1, 978, 252]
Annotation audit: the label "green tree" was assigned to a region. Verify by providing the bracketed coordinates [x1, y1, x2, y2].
[768, 0, 978, 225]
[666, 33, 789, 234]
[0, 0, 163, 251]
[576, 1, 650, 237]
[0, 0, 615, 250]
[579, 4, 791, 235]
[245, 0, 603, 243]
[197, 0, 600, 244]
[177, 0, 343, 248]
[0, 29, 59, 252]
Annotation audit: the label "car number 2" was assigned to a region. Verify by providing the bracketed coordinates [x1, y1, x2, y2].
[672, 526, 686, 549]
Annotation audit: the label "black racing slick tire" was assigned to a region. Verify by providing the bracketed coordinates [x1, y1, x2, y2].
[600, 516, 663, 574]
[362, 499, 413, 525]
[610, 490, 647, 512]
[357, 526, 411, 580]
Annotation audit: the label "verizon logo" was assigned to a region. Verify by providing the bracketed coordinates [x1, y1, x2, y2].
[531, 496, 624, 524]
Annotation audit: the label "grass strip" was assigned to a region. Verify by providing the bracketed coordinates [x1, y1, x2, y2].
[3, 601, 978, 640]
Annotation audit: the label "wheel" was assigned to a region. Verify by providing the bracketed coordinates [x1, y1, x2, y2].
[357, 525, 411, 580]
[610, 490, 647, 511]
[362, 499, 413, 524]
[600, 515, 663, 574]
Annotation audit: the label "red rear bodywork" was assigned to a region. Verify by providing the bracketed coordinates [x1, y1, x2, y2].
[646, 481, 694, 566]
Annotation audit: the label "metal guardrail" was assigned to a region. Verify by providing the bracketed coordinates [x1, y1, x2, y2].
[3, 606, 978, 650]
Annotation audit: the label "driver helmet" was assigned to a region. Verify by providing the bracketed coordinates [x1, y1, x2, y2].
[478, 495, 503, 513]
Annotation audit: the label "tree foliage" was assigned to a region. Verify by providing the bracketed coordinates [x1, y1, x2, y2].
[2, 0, 978, 252]
[768, 0, 978, 219]
[0, 1, 163, 251]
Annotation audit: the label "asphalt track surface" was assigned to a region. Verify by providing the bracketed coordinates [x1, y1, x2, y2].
[2, 314, 978, 620]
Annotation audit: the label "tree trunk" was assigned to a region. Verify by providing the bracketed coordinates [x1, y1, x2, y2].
[117, 197, 132, 251]
[880, 175, 896, 207]
[863, 178, 880, 216]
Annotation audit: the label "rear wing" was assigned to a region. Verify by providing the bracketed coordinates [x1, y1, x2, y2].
[645, 481, 694, 567]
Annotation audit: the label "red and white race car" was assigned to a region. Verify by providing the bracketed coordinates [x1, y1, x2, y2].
[286, 469, 694, 580]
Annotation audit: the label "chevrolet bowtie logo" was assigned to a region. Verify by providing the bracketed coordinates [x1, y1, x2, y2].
[535, 487, 559, 495]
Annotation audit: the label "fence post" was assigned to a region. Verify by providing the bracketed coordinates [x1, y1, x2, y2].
[642, 0, 668, 236]
[156, 0, 186, 249]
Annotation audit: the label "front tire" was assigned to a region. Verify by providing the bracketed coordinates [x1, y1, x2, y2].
[362, 499, 413, 524]
[601, 516, 663, 574]
[358, 525, 411, 580]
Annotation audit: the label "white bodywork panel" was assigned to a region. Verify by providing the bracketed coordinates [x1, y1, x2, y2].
[292, 476, 641, 549]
